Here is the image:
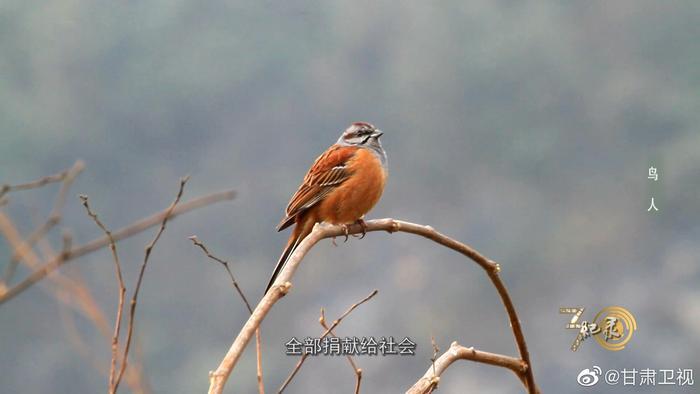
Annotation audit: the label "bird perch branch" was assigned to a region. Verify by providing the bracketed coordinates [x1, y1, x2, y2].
[207, 219, 537, 394]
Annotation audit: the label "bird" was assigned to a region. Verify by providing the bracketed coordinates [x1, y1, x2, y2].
[265, 122, 388, 294]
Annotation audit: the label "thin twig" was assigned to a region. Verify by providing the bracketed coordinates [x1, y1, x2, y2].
[0, 188, 236, 305]
[406, 341, 528, 394]
[0, 195, 149, 393]
[3, 160, 84, 283]
[430, 336, 439, 384]
[36, 233, 151, 394]
[0, 164, 75, 199]
[208, 280, 290, 394]
[80, 195, 126, 394]
[319, 308, 363, 394]
[207, 219, 537, 394]
[113, 177, 188, 393]
[255, 329, 264, 394]
[189, 235, 265, 394]
[278, 290, 377, 393]
[188, 236, 253, 313]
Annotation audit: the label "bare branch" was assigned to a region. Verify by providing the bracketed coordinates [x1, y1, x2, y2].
[430, 336, 439, 380]
[189, 235, 265, 394]
[406, 341, 527, 394]
[255, 329, 265, 394]
[207, 219, 537, 394]
[0, 188, 236, 305]
[188, 236, 253, 314]
[114, 176, 188, 393]
[3, 160, 84, 282]
[278, 290, 377, 393]
[0, 162, 79, 199]
[79, 195, 126, 394]
[4, 213, 150, 393]
[319, 308, 362, 394]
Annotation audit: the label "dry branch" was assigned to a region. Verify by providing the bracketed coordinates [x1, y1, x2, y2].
[189, 235, 265, 394]
[189, 236, 253, 313]
[0, 162, 80, 199]
[0, 211, 150, 393]
[37, 234, 151, 393]
[0, 165, 152, 392]
[430, 336, 439, 379]
[3, 160, 84, 282]
[0, 188, 236, 305]
[320, 309, 363, 394]
[80, 195, 126, 394]
[1, 165, 232, 393]
[406, 341, 527, 394]
[113, 176, 188, 393]
[278, 290, 377, 393]
[207, 219, 537, 394]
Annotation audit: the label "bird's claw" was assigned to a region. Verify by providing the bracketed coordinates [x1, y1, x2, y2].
[351, 219, 368, 239]
[341, 224, 349, 242]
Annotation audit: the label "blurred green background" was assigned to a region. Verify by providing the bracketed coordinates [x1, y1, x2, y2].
[1, 1, 699, 393]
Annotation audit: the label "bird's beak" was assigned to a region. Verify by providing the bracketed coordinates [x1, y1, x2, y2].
[371, 130, 383, 138]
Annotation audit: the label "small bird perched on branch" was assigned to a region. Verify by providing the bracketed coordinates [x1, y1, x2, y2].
[265, 122, 388, 293]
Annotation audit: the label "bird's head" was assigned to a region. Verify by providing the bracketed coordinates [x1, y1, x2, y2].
[338, 121, 387, 166]
[338, 122, 384, 147]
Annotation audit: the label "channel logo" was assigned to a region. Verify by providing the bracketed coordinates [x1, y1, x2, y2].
[577, 366, 602, 387]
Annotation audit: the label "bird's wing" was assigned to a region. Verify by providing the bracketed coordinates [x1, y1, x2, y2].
[277, 145, 358, 231]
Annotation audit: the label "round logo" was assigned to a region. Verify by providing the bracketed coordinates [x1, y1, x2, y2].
[592, 306, 637, 351]
[577, 366, 602, 386]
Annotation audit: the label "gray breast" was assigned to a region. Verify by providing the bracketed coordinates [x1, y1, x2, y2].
[367, 140, 388, 171]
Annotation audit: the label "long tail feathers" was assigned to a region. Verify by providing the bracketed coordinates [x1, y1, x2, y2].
[265, 235, 301, 294]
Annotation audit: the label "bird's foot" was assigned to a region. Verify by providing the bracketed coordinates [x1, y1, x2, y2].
[340, 224, 350, 242]
[351, 218, 368, 239]
[331, 236, 338, 247]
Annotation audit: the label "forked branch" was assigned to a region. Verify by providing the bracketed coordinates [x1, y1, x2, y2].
[114, 177, 189, 392]
[79, 195, 126, 394]
[3, 160, 84, 283]
[207, 219, 537, 394]
[278, 290, 377, 393]
[318, 309, 363, 394]
[189, 235, 265, 394]
[406, 341, 528, 394]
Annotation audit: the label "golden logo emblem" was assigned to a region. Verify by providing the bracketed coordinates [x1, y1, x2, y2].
[592, 306, 637, 351]
[560, 306, 637, 352]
